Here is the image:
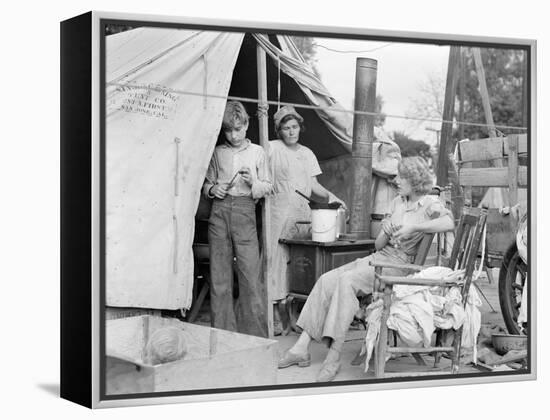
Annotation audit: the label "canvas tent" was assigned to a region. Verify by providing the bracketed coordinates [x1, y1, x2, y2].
[106, 27, 400, 310]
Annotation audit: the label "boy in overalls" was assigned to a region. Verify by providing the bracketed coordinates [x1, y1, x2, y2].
[203, 101, 272, 337]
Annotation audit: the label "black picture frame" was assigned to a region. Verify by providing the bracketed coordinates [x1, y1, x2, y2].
[60, 11, 536, 408]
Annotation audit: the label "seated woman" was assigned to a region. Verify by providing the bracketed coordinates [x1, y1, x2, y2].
[278, 156, 454, 382]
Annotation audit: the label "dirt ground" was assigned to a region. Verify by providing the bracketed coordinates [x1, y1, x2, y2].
[190, 267, 517, 384]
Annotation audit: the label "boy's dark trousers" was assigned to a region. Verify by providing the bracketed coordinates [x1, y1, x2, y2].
[208, 195, 268, 337]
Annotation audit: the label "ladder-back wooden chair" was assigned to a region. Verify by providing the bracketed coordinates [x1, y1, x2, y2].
[370, 206, 488, 378]
[350, 231, 436, 366]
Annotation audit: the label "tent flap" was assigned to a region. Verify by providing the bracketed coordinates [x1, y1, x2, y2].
[106, 28, 244, 309]
[256, 34, 400, 176]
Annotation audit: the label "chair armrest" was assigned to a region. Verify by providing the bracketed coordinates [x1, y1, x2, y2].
[369, 261, 425, 272]
[376, 275, 461, 288]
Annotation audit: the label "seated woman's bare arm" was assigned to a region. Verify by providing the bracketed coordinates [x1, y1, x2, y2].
[392, 214, 454, 241]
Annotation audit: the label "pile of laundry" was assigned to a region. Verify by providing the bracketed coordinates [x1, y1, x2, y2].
[360, 266, 482, 373]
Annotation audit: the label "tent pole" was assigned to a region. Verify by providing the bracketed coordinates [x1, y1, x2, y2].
[256, 44, 273, 337]
[349, 58, 377, 239]
[472, 48, 504, 168]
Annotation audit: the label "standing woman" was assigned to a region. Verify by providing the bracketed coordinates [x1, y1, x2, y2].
[267, 105, 346, 334]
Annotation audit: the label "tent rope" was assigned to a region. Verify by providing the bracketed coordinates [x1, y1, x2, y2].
[257, 103, 269, 118]
[105, 81, 529, 132]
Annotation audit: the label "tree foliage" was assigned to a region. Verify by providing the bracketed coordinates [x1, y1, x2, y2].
[374, 95, 386, 127]
[392, 131, 433, 163]
[407, 48, 526, 141]
[290, 36, 322, 78]
[460, 48, 526, 139]
[406, 71, 445, 133]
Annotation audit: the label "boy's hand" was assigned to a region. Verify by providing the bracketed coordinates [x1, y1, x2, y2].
[211, 183, 229, 199]
[239, 166, 253, 186]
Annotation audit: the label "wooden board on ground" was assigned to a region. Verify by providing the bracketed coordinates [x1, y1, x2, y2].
[105, 306, 161, 320]
[106, 315, 278, 395]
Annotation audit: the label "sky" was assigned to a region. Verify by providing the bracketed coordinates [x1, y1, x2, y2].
[311, 37, 450, 145]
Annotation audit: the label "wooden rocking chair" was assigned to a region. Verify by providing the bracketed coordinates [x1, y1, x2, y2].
[370, 206, 488, 378]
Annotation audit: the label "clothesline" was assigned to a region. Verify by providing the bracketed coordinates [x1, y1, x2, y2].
[106, 81, 529, 132]
[312, 42, 394, 54]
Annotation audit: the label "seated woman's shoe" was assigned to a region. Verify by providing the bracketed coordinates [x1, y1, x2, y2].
[278, 350, 311, 368]
[316, 361, 341, 382]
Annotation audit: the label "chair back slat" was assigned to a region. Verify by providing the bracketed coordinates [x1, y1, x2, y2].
[460, 210, 488, 303]
[449, 209, 481, 270]
[459, 226, 474, 270]
[413, 233, 436, 265]
[445, 206, 488, 303]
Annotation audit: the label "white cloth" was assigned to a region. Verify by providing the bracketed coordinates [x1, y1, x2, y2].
[362, 266, 483, 372]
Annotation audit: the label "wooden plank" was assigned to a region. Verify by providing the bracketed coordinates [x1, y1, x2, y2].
[458, 47, 466, 140]
[371, 262, 425, 272]
[503, 133, 528, 156]
[387, 346, 455, 353]
[105, 306, 161, 320]
[521, 53, 528, 128]
[436, 46, 460, 185]
[436, 46, 463, 222]
[256, 44, 273, 338]
[493, 350, 527, 366]
[507, 134, 520, 233]
[458, 142, 473, 205]
[380, 276, 460, 287]
[508, 134, 520, 207]
[458, 135, 527, 162]
[458, 137, 503, 162]
[382, 370, 450, 378]
[472, 48, 497, 139]
[458, 167, 528, 187]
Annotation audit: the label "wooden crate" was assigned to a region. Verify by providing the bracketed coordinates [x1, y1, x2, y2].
[106, 315, 278, 395]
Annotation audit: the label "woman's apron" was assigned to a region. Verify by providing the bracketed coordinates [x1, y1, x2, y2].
[268, 143, 314, 301]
